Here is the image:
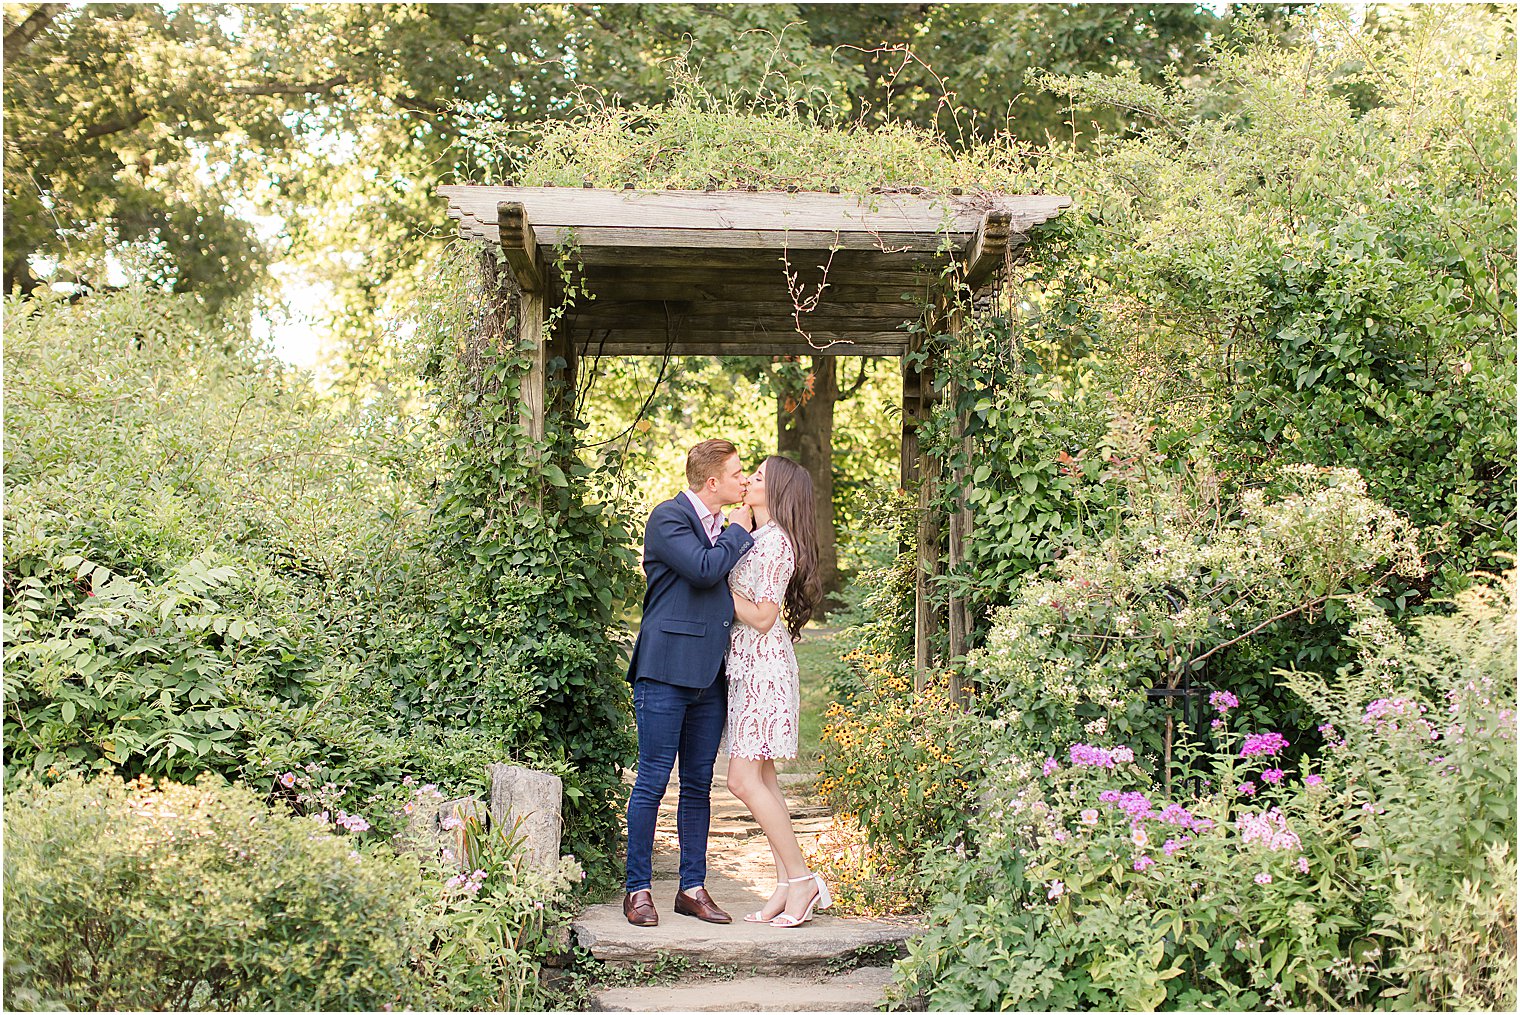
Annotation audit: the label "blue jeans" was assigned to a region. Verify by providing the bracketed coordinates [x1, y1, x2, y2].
[624, 675, 726, 893]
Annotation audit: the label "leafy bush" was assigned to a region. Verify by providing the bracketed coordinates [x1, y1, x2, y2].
[414, 812, 585, 1011]
[5, 273, 641, 880]
[414, 248, 641, 877]
[1026, 5, 1516, 602]
[972, 462, 1425, 766]
[817, 649, 981, 882]
[3, 773, 424, 1011]
[895, 569, 1517, 1011]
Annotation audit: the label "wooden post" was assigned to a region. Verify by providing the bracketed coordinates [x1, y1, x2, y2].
[904, 322, 942, 693]
[945, 302, 972, 705]
[499, 202, 550, 440]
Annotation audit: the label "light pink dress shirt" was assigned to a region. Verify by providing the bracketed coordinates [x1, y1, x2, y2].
[681, 489, 724, 545]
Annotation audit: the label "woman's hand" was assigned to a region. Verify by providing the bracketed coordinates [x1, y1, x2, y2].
[729, 505, 754, 531]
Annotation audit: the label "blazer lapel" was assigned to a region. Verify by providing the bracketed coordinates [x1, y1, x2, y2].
[673, 493, 708, 542]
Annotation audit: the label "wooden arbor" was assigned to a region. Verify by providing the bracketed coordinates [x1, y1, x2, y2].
[438, 184, 1070, 690]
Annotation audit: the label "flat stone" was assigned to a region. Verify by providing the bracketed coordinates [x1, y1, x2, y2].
[591, 967, 894, 1012]
[574, 878, 921, 973]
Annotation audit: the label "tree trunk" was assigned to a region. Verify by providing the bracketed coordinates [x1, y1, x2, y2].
[777, 356, 840, 604]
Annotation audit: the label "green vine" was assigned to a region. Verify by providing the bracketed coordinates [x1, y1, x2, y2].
[418, 244, 640, 883]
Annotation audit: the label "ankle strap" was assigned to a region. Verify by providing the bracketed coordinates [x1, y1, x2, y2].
[787, 873, 815, 882]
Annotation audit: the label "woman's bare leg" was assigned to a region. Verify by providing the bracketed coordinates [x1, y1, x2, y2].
[728, 756, 809, 886]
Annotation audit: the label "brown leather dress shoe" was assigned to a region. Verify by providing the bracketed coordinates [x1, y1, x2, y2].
[624, 889, 658, 927]
[674, 885, 732, 924]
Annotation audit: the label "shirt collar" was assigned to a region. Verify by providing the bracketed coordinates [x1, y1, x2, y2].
[681, 489, 723, 530]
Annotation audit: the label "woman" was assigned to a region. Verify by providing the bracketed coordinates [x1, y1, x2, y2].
[724, 455, 828, 928]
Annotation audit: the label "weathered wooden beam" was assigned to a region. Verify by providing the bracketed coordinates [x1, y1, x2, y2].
[963, 210, 1016, 292]
[444, 185, 1072, 242]
[467, 222, 968, 252]
[519, 288, 547, 440]
[570, 338, 907, 357]
[497, 202, 544, 293]
[568, 247, 948, 273]
[575, 299, 928, 322]
[576, 275, 937, 304]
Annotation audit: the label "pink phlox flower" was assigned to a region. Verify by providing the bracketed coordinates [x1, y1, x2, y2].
[1296, 856, 1310, 874]
[1210, 691, 1239, 714]
[1211, 718, 1224, 729]
[1254, 871, 1273, 885]
[1047, 880, 1065, 900]
[1157, 803, 1198, 828]
[1240, 732, 1289, 758]
[1235, 807, 1302, 852]
[1237, 782, 1257, 796]
[1112, 746, 1135, 764]
[1052, 828, 1069, 843]
[1097, 790, 1121, 802]
[1304, 774, 1324, 788]
[1162, 838, 1183, 856]
[1108, 792, 1156, 821]
[1261, 767, 1285, 784]
[1133, 855, 1156, 871]
[1069, 743, 1116, 768]
[1042, 757, 1059, 776]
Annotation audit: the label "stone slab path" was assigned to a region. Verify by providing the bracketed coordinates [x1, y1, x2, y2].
[573, 754, 922, 1011]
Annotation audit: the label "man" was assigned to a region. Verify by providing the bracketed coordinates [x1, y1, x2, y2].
[623, 439, 755, 927]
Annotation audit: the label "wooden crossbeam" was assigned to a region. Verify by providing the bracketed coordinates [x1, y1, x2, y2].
[497, 201, 544, 292]
[571, 340, 906, 357]
[964, 210, 1016, 291]
[444, 186, 1071, 249]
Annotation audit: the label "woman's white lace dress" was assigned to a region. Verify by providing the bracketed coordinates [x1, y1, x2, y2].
[726, 521, 799, 760]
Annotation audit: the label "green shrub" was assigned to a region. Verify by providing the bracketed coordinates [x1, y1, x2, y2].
[4, 275, 639, 880]
[971, 461, 1425, 767]
[817, 649, 982, 884]
[413, 811, 585, 1010]
[3, 773, 424, 1011]
[895, 569, 1517, 1011]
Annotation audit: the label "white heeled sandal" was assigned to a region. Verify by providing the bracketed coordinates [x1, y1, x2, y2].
[743, 881, 789, 924]
[770, 873, 832, 928]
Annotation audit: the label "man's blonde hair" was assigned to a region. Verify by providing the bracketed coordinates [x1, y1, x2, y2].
[686, 439, 738, 490]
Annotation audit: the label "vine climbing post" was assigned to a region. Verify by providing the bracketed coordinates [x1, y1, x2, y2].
[945, 298, 972, 704]
[498, 201, 551, 441]
[905, 319, 942, 693]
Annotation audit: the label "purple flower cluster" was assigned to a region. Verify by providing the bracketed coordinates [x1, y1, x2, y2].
[1098, 789, 1155, 822]
[1069, 743, 1136, 768]
[1240, 732, 1289, 758]
[1042, 757, 1059, 777]
[1364, 697, 1437, 740]
[1210, 690, 1239, 714]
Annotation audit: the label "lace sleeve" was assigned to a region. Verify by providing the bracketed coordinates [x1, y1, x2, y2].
[751, 531, 795, 606]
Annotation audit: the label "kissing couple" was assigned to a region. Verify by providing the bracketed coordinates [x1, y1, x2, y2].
[623, 438, 830, 930]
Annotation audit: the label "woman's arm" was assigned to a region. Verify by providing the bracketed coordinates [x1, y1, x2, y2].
[732, 590, 781, 635]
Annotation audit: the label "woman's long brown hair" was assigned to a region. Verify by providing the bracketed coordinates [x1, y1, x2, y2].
[762, 455, 822, 641]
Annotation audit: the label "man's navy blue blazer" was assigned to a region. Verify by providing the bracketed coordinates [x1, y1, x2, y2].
[627, 494, 755, 688]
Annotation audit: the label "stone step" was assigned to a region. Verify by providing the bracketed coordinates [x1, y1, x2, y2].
[574, 879, 921, 975]
[590, 967, 894, 1012]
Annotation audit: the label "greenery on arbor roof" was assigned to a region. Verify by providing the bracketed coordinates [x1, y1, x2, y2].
[484, 89, 1036, 198]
